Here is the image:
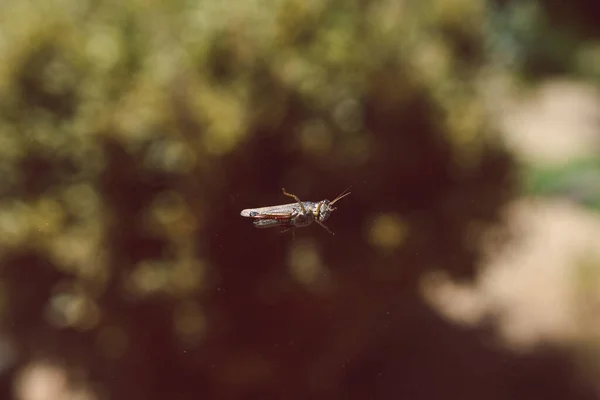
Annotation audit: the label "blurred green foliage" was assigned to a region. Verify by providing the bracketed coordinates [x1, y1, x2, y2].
[487, 0, 600, 81]
[525, 157, 600, 210]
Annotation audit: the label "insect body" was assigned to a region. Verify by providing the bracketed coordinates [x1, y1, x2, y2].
[240, 187, 351, 235]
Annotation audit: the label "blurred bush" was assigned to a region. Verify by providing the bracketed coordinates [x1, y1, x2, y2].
[0, 0, 551, 399]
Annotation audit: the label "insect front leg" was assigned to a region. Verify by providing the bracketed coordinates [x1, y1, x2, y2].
[282, 188, 307, 214]
[315, 219, 334, 235]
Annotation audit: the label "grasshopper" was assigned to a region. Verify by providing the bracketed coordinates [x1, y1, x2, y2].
[240, 187, 351, 235]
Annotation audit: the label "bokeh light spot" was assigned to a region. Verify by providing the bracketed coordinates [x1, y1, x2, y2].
[367, 213, 408, 253]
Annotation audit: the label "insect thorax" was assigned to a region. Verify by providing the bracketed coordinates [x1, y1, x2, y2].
[315, 200, 334, 222]
[291, 210, 314, 227]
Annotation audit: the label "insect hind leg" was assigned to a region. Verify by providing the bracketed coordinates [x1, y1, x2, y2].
[282, 188, 307, 214]
[280, 226, 296, 240]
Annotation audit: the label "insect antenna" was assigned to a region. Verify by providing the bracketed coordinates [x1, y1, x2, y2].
[329, 186, 352, 208]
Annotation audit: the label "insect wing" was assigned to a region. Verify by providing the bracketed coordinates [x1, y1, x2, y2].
[240, 202, 300, 230]
[240, 202, 299, 219]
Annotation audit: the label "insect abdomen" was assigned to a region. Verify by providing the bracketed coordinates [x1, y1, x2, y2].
[253, 219, 290, 228]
